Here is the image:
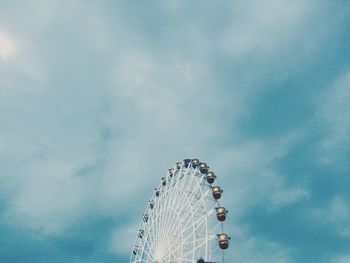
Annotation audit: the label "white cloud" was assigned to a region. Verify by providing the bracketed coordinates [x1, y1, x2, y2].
[310, 195, 350, 239]
[330, 196, 350, 221]
[317, 69, 350, 164]
[1, 28, 310, 253]
[332, 254, 350, 263]
[269, 187, 309, 210]
[220, 0, 311, 56]
[210, 131, 308, 216]
[2, 156, 96, 235]
[109, 223, 138, 256]
[217, 0, 339, 87]
[0, 1, 344, 261]
[313, 195, 350, 223]
[225, 225, 292, 263]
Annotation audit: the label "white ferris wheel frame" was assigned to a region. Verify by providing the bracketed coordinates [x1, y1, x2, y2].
[130, 160, 226, 263]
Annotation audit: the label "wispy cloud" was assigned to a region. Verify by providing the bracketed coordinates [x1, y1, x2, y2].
[0, 0, 350, 262]
[317, 69, 350, 165]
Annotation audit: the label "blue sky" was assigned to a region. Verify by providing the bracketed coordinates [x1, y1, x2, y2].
[0, 1, 350, 262]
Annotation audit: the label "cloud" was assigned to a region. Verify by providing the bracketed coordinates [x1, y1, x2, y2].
[310, 195, 350, 239]
[0, 0, 350, 262]
[333, 254, 350, 263]
[317, 69, 350, 165]
[109, 223, 137, 256]
[220, 1, 311, 56]
[227, 225, 292, 263]
[3, 158, 92, 234]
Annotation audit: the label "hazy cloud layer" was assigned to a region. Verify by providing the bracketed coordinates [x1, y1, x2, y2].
[1, 1, 350, 262]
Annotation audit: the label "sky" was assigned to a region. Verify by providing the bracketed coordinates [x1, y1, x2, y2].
[0, 0, 350, 262]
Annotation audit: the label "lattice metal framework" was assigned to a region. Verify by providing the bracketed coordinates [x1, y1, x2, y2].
[130, 159, 230, 263]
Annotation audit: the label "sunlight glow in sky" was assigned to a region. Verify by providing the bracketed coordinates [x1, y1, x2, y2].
[0, 29, 16, 62]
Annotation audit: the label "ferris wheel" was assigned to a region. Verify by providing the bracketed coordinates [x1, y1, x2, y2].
[130, 159, 230, 263]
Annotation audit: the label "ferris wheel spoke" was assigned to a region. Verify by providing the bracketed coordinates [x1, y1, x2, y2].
[142, 216, 159, 260]
[154, 185, 169, 247]
[171, 170, 199, 260]
[168, 193, 196, 239]
[157, 175, 176, 237]
[162, 174, 206, 253]
[160, 210, 178, 242]
[189, 189, 211, 217]
[160, 243, 194, 263]
[160, 183, 178, 237]
[168, 253, 198, 263]
[168, 172, 190, 214]
[163, 188, 193, 231]
[177, 205, 206, 235]
[173, 166, 193, 203]
[141, 235, 156, 260]
[175, 176, 206, 217]
[171, 184, 197, 221]
[182, 236, 212, 258]
[169, 188, 205, 239]
[172, 217, 207, 247]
